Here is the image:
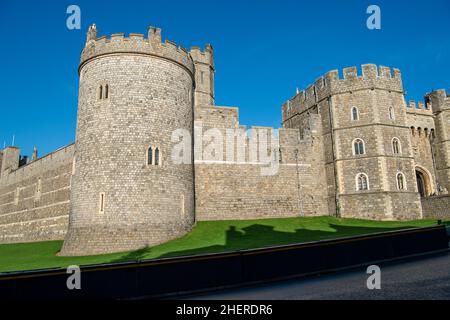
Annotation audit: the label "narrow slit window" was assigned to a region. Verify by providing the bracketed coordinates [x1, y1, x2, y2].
[99, 193, 105, 213]
[148, 147, 153, 165]
[397, 173, 406, 190]
[154, 147, 160, 166]
[181, 194, 185, 216]
[36, 178, 42, 194]
[98, 85, 103, 100]
[351, 107, 359, 121]
[104, 84, 109, 99]
[389, 107, 395, 120]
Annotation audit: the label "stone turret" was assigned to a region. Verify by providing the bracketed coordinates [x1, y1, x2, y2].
[60, 25, 196, 256]
[427, 89, 450, 192]
[32, 147, 38, 161]
[86, 23, 97, 44]
[190, 44, 215, 107]
[0, 147, 20, 178]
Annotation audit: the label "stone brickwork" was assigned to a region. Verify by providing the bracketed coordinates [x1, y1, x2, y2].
[0, 145, 74, 243]
[406, 100, 437, 196]
[59, 25, 196, 256]
[426, 90, 450, 192]
[0, 25, 448, 255]
[194, 108, 328, 220]
[421, 195, 450, 219]
[282, 65, 447, 221]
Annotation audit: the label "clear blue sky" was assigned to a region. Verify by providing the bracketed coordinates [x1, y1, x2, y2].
[0, 0, 449, 157]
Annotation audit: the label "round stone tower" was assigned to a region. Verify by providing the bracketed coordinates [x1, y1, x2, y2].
[60, 25, 195, 256]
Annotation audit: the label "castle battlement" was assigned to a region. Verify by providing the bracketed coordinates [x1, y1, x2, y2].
[79, 24, 194, 75]
[406, 100, 433, 115]
[190, 44, 214, 68]
[282, 64, 404, 120]
[0, 144, 74, 186]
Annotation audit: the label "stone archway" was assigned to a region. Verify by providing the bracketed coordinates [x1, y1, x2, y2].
[415, 166, 433, 197]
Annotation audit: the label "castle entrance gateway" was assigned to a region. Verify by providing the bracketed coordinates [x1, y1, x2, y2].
[415, 167, 432, 198]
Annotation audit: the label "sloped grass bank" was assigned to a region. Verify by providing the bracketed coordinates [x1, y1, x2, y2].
[0, 216, 441, 273]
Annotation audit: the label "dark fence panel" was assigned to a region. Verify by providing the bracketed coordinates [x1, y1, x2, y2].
[0, 226, 447, 300]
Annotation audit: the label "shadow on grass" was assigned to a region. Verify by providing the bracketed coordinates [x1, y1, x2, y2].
[110, 223, 416, 264]
[112, 246, 150, 263]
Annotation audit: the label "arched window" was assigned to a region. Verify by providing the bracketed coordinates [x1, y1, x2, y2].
[392, 138, 401, 154]
[353, 139, 365, 155]
[98, 83, 109, 100]
[154, 147, 160, 166]
[147, 147, 153, 165]
[397, 172, 406, 190]
[351, 107, 359, 121]
[356, 173, 369, 191]
[147, 146, 161, 166]
[389, 107, 395, 120]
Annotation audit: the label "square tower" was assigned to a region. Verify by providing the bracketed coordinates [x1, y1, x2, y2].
[283, 65, 422, 220]
[427, 89, 450, 192]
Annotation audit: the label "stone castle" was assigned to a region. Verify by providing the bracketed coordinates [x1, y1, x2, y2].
[0, 25, 448, 256]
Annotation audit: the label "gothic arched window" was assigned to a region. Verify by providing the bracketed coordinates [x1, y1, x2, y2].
[397, 172, 406, 190]
[147, 146, 161, 166]
[392, 138, 401, 154]
[356, 173, 369, 191]
[353, 139, 365, 155]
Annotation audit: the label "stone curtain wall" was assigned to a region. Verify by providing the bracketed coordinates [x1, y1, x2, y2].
[421, 195, 450, 219]
[194, 104, 329, 221]
[0, 144, 74, 243]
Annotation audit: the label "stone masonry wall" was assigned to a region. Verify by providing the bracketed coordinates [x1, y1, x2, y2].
[405, 100, 436, 194]
[427, 90, 450, 192]
[195, 104, 329, 221]
[0, 144, 74, 243]
[421, 195, 450, 219]
[60, 26, 196, 256]
[283, 65, 423, 220]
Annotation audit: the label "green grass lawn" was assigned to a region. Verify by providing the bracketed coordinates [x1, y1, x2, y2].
[0, 216, 443, 274]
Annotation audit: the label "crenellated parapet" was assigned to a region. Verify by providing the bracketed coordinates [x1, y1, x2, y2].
[283, 64, 404, 120]
[189, 44, 214, 69]
[79, 24, 194, 75]
[406, 100, 433, 115]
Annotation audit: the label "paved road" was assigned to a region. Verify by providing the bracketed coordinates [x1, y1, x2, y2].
[188, 252, 450, 300]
